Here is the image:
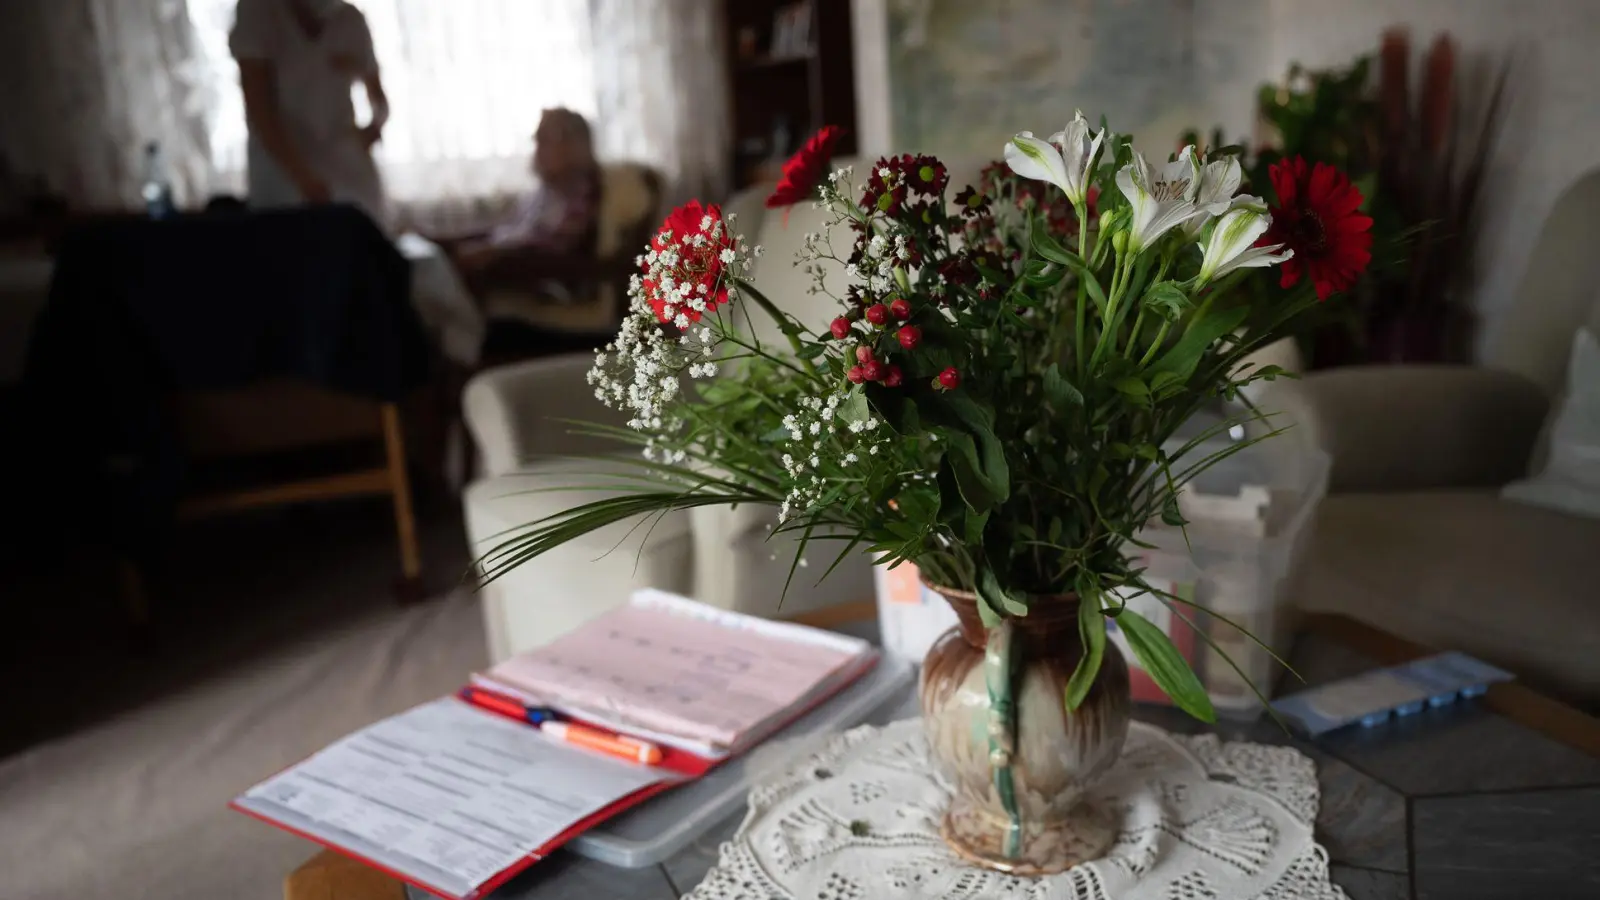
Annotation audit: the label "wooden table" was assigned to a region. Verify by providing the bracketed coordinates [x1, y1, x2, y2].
[286, 609, 1600, 900]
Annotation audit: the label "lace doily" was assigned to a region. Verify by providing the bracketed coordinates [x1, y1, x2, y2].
[687, 719, 1348, 900]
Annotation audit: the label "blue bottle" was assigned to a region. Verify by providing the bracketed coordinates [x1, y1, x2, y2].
[141, 142, 175, 219]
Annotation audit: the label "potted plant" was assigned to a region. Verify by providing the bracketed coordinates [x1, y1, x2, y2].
[478, 118, 1371, 872]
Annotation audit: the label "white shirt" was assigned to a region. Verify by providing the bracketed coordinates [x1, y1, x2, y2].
[229, 0, 388, 227]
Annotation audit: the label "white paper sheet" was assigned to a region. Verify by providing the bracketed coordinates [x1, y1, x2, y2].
[240, 698, 663, 896]
[486, 590, 870, 747]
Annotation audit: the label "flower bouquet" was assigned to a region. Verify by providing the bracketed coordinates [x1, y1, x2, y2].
[478, 115, 1371, 871]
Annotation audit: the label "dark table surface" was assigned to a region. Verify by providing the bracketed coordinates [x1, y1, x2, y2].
[395, 618, 1600, 900]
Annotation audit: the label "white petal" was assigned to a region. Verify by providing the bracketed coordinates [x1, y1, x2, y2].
[1138, 203, 1206, 251]
[1211, 243, 1293, 281]
[1198, 207, 1273, 281]
[1006, 132, 1074, 200]
[1198, 157, 1243, 207]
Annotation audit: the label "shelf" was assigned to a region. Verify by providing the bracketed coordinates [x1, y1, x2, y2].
[739, 51, 816, 71]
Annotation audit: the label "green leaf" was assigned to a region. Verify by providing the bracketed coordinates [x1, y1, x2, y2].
[943, 432, 997, 513]
[963, 508, 990, 549]
[1042, 363, 1084, 410]
[1143, 280, 1193, 322]
[975, 590, 1005, 628]
[1160, 495, 1188, 527]
[1113, 376, 1149, 401]
[1065, 591, 1106, 710]
[837, 387, 870, 427]
[1148, 306, 1249, 381]
[979, 568, 1029, 617]
[1148, 370, 1184, 393]
[943, 392, 1011, 504]
[1088, 463, 1109, 502]
[1029, 217, 1077, 266]
[1118, 608, 1216, 722]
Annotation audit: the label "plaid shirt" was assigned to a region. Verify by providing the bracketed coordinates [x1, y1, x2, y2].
[488, 171, 599, 253]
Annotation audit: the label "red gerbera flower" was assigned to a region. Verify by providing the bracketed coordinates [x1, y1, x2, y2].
[640, 200, 737, 325]
[766, 125, 843, 209]
[1260, 157, 1373, 301]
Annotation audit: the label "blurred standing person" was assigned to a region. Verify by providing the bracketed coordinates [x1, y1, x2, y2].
[229, 0, 391, 227]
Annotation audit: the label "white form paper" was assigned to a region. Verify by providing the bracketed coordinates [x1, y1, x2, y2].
[238, 698, 664, 897]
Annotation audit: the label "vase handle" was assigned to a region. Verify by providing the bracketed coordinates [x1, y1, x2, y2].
[983, 619, 1023, 859]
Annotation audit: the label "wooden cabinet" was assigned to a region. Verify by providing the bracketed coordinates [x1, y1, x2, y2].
[723, 0, 859, 190]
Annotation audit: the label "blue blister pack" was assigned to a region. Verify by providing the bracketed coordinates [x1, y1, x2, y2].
[1271, 652, 1513, 737]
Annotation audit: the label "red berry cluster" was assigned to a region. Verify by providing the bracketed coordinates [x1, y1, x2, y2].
[829, 294, 951, 390]
[847, 346, 903, 388]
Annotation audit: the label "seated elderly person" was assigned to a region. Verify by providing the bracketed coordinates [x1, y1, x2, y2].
[449, 108, 602, 299]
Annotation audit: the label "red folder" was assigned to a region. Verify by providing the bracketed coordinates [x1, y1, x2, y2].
[232, 651, 878, 900]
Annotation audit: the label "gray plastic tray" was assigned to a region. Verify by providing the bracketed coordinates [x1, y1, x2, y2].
[564, 653, 917, 868]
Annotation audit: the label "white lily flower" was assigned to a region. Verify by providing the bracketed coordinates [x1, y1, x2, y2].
[1196, 204, 1293, 285]
[1116, 146, 1206, 254]
[1183, 155, 1243, 237]
[1004, 110, 1104, 207]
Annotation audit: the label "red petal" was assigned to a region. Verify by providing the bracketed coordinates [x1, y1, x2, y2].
[1269, 158, 1302, 208]
[1328, 213, 1374, 234]
[1278, 257, 1304, 289]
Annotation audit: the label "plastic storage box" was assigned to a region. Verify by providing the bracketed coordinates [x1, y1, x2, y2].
[1134, 413, 1330, 719]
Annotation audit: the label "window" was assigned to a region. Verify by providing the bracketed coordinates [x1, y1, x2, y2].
[185, 0, 596, 207]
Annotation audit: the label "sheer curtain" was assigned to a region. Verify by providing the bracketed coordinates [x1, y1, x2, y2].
[184, 0, 727, 229]
[0, 0, 214, 210]
[589, 0, 730, 204]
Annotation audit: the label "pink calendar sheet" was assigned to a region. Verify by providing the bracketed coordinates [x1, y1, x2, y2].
[484, 591, 871, 749]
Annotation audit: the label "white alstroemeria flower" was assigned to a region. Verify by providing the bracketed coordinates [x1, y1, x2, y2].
[1004, 110, 1105, 207]
[1116, 146, 1207, 253]
[1183, 155, 1244, 237]
[1196, 204, 1292, 285]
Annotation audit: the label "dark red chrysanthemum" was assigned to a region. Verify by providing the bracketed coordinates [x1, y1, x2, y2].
[766, 125, 843, 209]
[641, 200, 736, 324]
[862, 158, 909, 215]
[1260, 157, 1373, 301]
[953, 184, 989, 217]
[906, 154, 948, 196]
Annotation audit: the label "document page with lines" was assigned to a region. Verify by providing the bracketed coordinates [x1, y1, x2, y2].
[235, 698, 664, 898]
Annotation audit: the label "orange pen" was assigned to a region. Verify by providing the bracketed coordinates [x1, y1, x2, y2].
[540, 721, 664, 765]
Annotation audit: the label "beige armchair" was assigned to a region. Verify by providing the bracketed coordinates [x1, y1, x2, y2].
[1258, 169, 1600, 706]
[462, 180, 874, 661]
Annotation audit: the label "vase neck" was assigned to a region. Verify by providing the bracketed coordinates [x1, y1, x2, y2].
[929, 583, 1080, 652]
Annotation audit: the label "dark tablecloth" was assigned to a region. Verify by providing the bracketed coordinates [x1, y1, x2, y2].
[19, 204, 429, 555]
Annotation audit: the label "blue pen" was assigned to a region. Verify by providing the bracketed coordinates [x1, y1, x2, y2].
[458, 687, 557, 724]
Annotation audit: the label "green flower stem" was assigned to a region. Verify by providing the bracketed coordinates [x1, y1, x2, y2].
[1074, 202, 1090, 379]
[1090, 250, 1131, 370]
[1123, 307, 1147, 357]
[1138, 319, 1173, 367]
[716, 332, 813, 380]
[732, 276, 817, 374]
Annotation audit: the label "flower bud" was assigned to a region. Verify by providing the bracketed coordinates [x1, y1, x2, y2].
[865, 303, 890, 326]
[829, 317, 851, 340]
[1111, 231, 1128, 256]
[897, 325, 922, 350]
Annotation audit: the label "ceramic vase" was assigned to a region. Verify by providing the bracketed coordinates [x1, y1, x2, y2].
[919, 582, 1131, 875]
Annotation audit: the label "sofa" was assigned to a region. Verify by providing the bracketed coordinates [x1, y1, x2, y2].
[1261, 171, 1600, 708]
[461, 180, 874, 662]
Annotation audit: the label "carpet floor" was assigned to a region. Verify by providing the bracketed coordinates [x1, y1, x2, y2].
[0, 503, 488, 900]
